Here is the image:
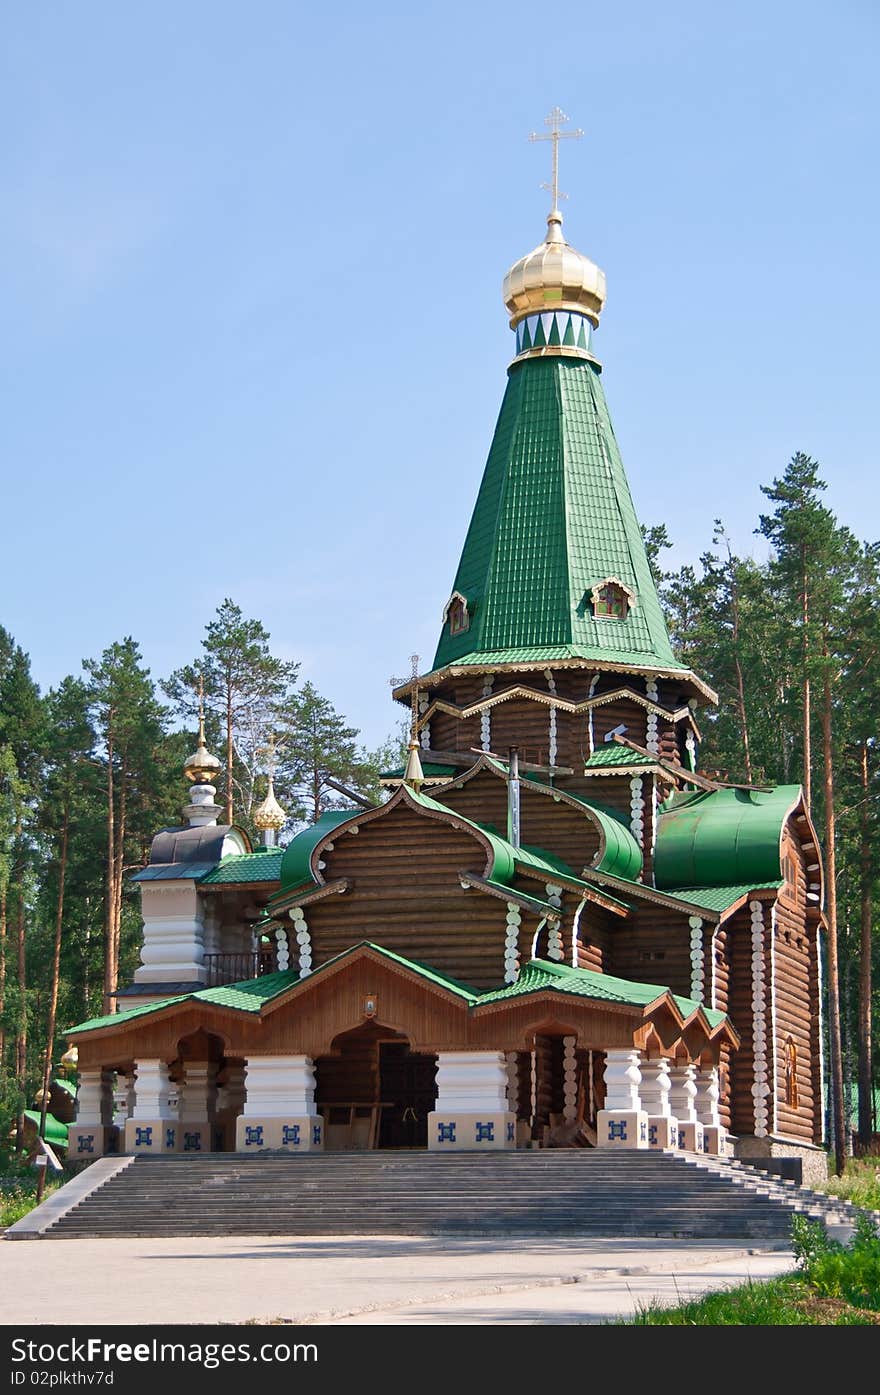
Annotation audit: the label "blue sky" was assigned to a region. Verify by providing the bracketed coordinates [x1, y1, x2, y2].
[2, 2, 877, 749]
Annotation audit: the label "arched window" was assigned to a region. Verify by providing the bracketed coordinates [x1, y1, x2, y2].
[589, 579, 635, 621]
[784, 1036, 799, 1108]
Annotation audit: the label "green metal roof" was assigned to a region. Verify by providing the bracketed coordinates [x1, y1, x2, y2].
[200, 848, 285, 884]
[278, 809, 358, 892]
[52, 1077, 77, 1098]
[583, 745, 656, 770]
[655, 785, 801, 891]
[432, 356, 684, 674]
[664, 883, 783, 915]
[23, 1110, 69, 1148]
[478, 958, 728, 1027]
[478, 958, 671, 1009]
[67, 944, 730, 1037]
[66, 970, 299, 1036]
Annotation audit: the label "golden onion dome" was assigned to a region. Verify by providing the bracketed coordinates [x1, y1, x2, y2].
[253, 776, 287, 831]
[502, 210, 606, 329]
[184, 741, 222, 786]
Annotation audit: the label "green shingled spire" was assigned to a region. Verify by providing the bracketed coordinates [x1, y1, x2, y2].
[433, 354, 685, 674]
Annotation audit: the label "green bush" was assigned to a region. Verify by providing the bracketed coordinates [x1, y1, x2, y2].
[792, 1212, 880, 1310]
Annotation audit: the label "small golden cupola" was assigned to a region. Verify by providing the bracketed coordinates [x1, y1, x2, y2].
[502, 108, 606, 360]
[253, 775, 287, 848]
[253, 737, 287, 847]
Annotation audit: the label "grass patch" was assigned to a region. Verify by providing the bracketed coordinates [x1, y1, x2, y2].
[634, 1275, 879, 1325]
[0, 1173, 61, 1228]
[632, 1215, 880, 1325]
[819, 1157, 880, 1212]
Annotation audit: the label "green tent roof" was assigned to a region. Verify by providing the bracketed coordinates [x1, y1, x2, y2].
[432, 356, 684, 674]
[655, 785, 801, 891]
[23, 1110, 69, 1149]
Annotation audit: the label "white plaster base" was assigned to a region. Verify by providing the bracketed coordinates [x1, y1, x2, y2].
[676, 1121, 705, 1153]
[68, 1125, 119, 1160]
[597, 1110, 649, 1149]
[646, 1116, 678, 1150]
[427, 1111, 516, 1151]
[235, 1116, 325, 1152]
[701, 1125, 727, 1156]
[178, 1122, 214, 1154]
[124, 1119, 180, 1154]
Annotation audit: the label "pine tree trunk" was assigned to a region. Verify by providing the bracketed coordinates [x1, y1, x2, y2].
[857, 739, 873, 1146]
[801, 547, 812, 808]
[226, 680, 234, 825]
[728, 554, 753, 782]
[0, 886, 6, 1070]
[103, 721, 116, 1016]
[39, 804, 69, 1158]
[822, 667, 846, 1175]
[14, 892, 26, 1150]
[110, 753, 128, 1006]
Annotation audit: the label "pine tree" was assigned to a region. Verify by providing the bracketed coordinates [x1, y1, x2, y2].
[164, 599, 298, 825]
[85, 639, 169, 1015]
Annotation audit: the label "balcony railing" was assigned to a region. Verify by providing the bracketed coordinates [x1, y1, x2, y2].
[203, 950, 277, 987]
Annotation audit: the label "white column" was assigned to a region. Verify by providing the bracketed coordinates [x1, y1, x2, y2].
[640, 1057, 678, 1149]
[429, 1051, 515, 1150]
[124, 1060, 178, 1154]
[134, 882, 207, 985]
[76, 1068, 115, 1125]
[69, 1068, 118, 1161]
[695, 1064, 726, 1155]
[669, 1063, 704, 1152]
[603, 1049, 644, 1111]
[236, 1055, 323, 1152]
[131, 1060, 176, 1119]
[597, 1049, 649, 1148]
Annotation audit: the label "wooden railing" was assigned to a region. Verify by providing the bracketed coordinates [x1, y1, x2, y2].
[203, 950, 277, 987]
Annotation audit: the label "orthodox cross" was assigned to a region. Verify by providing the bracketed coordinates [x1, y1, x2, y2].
[390, 654, 421, 744]
[528, 106, 583, 212]
[256, 732, 284, 776]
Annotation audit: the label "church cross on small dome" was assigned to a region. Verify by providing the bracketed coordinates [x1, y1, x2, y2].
[528, 107, 584, 217]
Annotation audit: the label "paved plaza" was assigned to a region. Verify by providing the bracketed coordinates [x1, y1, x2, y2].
[0, 1234, 794, 1325]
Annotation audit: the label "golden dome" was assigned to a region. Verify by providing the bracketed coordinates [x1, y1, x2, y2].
[184, 741, 222, 785]
[253, 776, 287, 831]
[502, 211, 606, 330]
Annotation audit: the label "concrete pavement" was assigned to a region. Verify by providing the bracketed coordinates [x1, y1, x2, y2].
[0, 1234, 795, 1325]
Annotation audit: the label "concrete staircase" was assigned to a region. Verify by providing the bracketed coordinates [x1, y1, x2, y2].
[20, 1149, 871, 1241]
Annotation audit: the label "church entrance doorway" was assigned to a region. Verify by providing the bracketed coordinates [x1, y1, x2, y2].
[314, 1021, 437, 1150]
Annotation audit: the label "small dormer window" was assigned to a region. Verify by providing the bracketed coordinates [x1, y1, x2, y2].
[443, 592, 470, 636]
[590, 579, 634, 621]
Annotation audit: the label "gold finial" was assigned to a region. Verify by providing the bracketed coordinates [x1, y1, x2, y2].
[529, 107, 583, 219]
[184, 673, 222, 785]
[390, 655, 425, 792]
[253, 737, 287, 837]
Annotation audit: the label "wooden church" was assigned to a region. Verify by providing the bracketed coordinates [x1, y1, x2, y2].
[65, 119, 827, 1180]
